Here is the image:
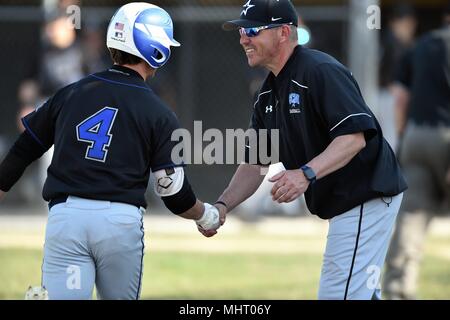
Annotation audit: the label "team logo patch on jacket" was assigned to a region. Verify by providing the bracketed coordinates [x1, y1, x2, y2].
[289, 93, 301, 113]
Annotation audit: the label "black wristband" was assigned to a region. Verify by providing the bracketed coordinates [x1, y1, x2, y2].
[214, 200, 228, 209]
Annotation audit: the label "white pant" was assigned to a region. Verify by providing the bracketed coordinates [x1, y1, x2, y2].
[318, 193, 403, 300]
[42, 196, 145, 300]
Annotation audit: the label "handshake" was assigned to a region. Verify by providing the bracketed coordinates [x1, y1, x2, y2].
[194, 202, 227, 238]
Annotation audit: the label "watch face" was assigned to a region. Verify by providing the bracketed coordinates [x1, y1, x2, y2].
[302, 166, 316, 181]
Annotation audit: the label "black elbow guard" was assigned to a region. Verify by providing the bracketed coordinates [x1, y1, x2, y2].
[161, 175, 197, 215]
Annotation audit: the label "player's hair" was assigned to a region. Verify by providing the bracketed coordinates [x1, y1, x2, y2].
[289, 25, 298, 43]
[108, 48, 143, 65]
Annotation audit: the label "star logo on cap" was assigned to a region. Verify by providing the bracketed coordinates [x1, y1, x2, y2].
[241, 0, 256, 16]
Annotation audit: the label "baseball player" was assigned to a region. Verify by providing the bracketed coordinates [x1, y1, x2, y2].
[210, 0, 408, 299]
[0, 3, 223, 300]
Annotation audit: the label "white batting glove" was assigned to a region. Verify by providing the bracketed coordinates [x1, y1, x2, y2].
[196, 203, 220, 231]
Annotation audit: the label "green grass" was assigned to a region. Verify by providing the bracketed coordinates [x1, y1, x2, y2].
[142, 252, 321, 299]
[0, 249, 44, 300]
[0, 243, 449, 300]
[418, 255, 450, 299]
[0, 249, 321, 300]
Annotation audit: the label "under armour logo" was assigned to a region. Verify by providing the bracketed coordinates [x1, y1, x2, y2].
[241, 0, 255, 16]
[265, 105, 273, 113]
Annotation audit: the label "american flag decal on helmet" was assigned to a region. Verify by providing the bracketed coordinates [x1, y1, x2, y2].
[115, 22, 124, 30]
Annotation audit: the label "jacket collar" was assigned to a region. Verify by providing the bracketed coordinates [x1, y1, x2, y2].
[269, 45, 301, 86]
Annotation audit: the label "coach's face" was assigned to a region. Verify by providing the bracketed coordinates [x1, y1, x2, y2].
[240, 27, 282, 68]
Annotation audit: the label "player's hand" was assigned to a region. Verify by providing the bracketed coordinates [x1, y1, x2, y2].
[269, 169, 309, 203]
[195, 203, 220, 238]
[0, 190, 5, 202]
[197, 203, 227, 238]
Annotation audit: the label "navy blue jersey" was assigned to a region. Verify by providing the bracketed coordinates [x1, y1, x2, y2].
[22, 65, 181, 208]
[245, 46, 407, 219]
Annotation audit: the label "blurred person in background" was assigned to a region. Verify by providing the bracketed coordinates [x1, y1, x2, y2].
[378, 3, 417, 153]
[383, 3, 450, 300]
[15, 11, 85, 202]
[80, 23, 110, 74]
[18, 0, 93, 117]
[39, 13, 85, 97]
[15, 2, 108, 202]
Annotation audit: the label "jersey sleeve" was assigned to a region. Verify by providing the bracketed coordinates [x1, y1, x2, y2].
[21, 96, 56, 151]
[307, 63, 378, 141]
[150, 110, 184, 171]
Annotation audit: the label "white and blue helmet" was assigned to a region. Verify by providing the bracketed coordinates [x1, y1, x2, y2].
[106, 2, 180, 69]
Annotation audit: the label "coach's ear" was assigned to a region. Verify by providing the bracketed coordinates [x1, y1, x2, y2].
[279, 25, 292, 44]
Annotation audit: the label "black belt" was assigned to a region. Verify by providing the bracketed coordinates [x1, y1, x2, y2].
[48, 195, 69, 210]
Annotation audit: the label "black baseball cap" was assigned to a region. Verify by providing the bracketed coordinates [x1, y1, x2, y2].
[222, 0, 298, 31]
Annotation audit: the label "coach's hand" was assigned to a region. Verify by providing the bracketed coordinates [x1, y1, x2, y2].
[269, 169, 309, 203]
[215, 203, 227, 226]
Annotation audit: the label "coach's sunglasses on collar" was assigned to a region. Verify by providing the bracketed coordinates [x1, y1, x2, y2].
[239, 22, 294, 37]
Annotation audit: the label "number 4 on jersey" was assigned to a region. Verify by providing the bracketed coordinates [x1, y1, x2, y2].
[76, 107, 118, 162]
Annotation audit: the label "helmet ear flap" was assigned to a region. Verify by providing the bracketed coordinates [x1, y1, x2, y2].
[154, 48, 163, 60]
[153, 46, 170, 62]
[148, 44, 171, 68]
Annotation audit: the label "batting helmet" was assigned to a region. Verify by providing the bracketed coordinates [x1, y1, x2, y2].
[106, 2, 180, 69]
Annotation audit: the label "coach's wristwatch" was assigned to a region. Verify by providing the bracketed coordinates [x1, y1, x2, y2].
[300, 165, 316, 185]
